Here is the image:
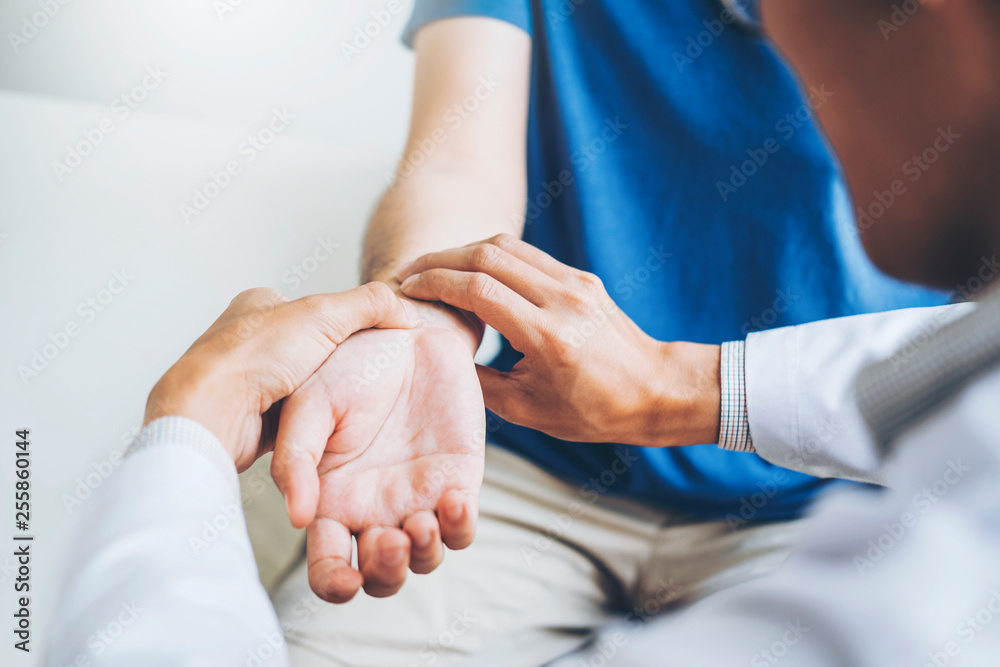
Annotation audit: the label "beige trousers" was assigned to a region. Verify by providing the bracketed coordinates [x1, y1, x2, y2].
[272, 446, 802, 667]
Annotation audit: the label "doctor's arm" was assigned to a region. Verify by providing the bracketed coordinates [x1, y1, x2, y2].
[396, 235, 972, 485]
[46, 285, 414, 666]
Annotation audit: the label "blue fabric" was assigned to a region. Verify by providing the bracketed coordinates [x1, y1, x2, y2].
[403, 0, 947, 522]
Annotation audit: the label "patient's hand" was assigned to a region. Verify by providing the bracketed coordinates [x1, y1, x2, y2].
[271, 325, 485, 602]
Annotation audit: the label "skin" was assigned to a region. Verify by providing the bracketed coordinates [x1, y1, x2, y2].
[272, 17, 534, 601]
[760, 0, 1000, 288]
[148, 0, 1000, 609]
[398, 234, 722, 447]
[143, 284, 416, 470]
[397, 0, 1000, 451]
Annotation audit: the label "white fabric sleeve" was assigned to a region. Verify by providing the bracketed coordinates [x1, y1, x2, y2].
[744, 303, 973, 485]
[569, 369, 1000, 667]
[46, 417, 289, 667]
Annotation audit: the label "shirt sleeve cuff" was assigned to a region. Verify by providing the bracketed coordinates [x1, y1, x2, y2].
[127, 416, 240, 496]
[718, 340, 756, 453]
[402, 0, 533, 47]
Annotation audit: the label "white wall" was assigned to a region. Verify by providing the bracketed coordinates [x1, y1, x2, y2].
[0, 0, 416, 153]
[0, 4, 419, 663]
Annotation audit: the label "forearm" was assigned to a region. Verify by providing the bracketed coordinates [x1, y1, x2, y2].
[362, 16, 531, 352]
[363, 166, 524, 350]
[48, 418, 287, 665]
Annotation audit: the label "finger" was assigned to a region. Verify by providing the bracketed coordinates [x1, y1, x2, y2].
[307, 518, 362, 604]
[479, 234, 580, 284]
[399, 269, 543, 352]
[288, 282, 417, 349]
[357, 527, 411, 598]
[437, 489, 478, 551]
[271, 391, 334, 528]
[394, 243, 564, 306]
[403, 511, 445, 575]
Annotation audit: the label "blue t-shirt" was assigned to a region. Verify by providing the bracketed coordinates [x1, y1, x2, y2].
[403, 0, 945, 522]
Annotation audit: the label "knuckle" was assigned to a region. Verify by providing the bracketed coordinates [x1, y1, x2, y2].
[471, 243, 504, 271]
[364, 280, 396, 306]
[564, 290, 595, 316]
[467, 273, 499, 303]
[574, 271, 605, 292]
[489, 233, 520, 252]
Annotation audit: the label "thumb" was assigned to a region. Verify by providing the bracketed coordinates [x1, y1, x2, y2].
[290, 282, 417, 351]
[271, 393, 335, 528]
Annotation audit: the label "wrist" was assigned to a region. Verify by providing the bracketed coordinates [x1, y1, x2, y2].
[374, 276, 484, 356]
[144, 355, 245, 464]
[638, 342, 721, 447]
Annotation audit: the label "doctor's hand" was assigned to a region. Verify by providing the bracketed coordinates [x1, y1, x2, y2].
[398, 234, 722, 448]
[143, 283, 416, 472]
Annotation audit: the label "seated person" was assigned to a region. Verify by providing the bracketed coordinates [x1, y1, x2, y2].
[47, 0, 1000, 665]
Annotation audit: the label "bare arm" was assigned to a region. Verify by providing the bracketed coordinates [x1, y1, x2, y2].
[363, 16, 532, 351]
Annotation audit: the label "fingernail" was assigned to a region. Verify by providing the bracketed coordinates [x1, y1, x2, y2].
[395, 261, 413, 280]
[400, 299, 418, 321]
[284, 494, 293, 519]
[381, 546, 406, 566]
[400, 275, 418, 291]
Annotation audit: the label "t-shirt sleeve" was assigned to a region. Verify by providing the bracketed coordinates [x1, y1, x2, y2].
[402, 0, 533, 47]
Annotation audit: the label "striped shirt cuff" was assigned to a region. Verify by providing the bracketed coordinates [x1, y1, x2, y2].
[718, 340, 755, 453]
[126, 416, 240, 496]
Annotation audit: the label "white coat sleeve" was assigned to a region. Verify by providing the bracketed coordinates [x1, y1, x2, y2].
[46, 417, 288, 667]
[744, 303, 973, 485]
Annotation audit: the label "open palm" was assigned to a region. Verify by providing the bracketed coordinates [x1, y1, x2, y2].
[271, 325, 485, 602]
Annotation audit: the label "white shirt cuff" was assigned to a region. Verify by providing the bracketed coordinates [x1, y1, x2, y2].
[127, 416, 240, 496]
